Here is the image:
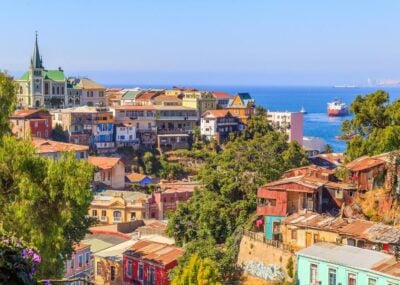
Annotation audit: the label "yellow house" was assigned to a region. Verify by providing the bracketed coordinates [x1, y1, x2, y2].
[89, 190, 149, 224]
[226, 93, 255, 124]
[93, 239, 137, 285]
[182, 91, 216, 116]
[281, 212, 347, 251]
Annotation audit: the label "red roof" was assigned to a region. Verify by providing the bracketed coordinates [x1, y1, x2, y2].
[11, 109, 44, 118]
[136, 91, 163, 101]
[212, 92, 233, 99]
[346, 156, 385, 172]
[125, 240, 183, 266]
[202, 109, 232, 118]
[32, 138, 89, 154]
[126, 172, 149, 183]
[88, 156, 122, 170]
[73, 243, 91, 251]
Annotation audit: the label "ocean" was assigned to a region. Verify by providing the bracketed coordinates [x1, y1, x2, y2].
[113, 85, 400, 153]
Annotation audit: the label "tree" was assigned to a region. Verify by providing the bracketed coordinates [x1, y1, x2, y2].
[324, 144, 333, 153]
[0, 136, 95, 278]
[51, 123, 69, 142]
[342, 90, 400, 160]
[143, 151, 155, 174]
[0, 72, 17, 138]
[243, 106, 272, 139]
[171, 253, 222, 285]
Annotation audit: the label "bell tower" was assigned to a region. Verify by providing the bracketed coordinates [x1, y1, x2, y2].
[29, 31, 44, 107]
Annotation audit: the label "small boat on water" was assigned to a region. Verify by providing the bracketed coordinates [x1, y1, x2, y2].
[300, 106, 307, 114]
[327, 99, 349, 116]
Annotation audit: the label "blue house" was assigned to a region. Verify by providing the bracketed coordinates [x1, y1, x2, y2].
[296, 242, 400, 285]
[125, 173, 153, 187]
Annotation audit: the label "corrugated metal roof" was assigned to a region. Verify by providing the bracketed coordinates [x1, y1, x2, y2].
[297, 243, 393, 270]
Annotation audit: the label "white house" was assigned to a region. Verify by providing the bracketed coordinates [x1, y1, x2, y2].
[200, 110, 240, 143]
[267, 111, 304, 145]
[115, 122, 138, 147]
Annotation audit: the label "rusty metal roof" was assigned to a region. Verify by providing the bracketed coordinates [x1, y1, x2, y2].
[346, 156, 385, 172]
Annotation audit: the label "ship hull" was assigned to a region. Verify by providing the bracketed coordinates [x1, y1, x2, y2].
[328, 109, 349, 116]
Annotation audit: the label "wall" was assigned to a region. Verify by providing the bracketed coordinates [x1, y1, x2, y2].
[65, 247, 91, 279]
[296, 255, 398, 285]
[265, 216, 284, 240]
[290, 112, 304, 145]
[94, 256, 122, 285]
[281, 225, 339, 250]
[111, 161, 126, 189]
[123, 256, 171, 285]
[237, 235, 295, 280]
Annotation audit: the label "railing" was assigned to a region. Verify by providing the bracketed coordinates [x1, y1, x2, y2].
[157, 129, 191, 135]
[100, 216, 107, 222]
[240, 228, 294, 252]
[39, 277, 94, 284]
[113, 217, 122, 223]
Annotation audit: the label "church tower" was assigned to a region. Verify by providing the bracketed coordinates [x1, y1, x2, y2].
[29, 32, 45, 107]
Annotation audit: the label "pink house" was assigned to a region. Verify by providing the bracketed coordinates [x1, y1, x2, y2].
[267, 111, 304, 145]
[146, 181, 199, 219]
[64, 243, 91, 281]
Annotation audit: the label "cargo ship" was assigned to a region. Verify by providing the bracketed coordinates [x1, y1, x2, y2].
[327, 99, 349, 116]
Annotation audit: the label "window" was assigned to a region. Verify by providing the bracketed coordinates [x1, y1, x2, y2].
[149, 267, 155, 285]
[138, 263, 144, 280]
[97, 261, 102, 275]
[310, 264, 318, 284]
[110, 265, 116, 281]
[328, 268, 336, 285]
[126, 260, 132, 277]
[101, 210, 106, 217]
[78, 254, 83, 267]
[348, 238, 356, 246]
[70, 257, 75, 269]
[348, 273, 356, 285]
[92, 210, 97, 217]
[291, 229, 297, 240]
[368, 278, 376, 285]
[45, 130, 48, 138]
[85, 252, 90, 265]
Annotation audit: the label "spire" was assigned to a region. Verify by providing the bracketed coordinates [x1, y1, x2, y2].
[31, 31, 43, 69]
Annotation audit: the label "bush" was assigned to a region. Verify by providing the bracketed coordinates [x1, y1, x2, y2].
[0, 230, 42, 284]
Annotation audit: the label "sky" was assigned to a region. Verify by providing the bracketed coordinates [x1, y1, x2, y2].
[1, 0, 400, 86]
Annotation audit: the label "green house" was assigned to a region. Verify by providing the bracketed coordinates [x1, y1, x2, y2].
[296, 243, 400, 285]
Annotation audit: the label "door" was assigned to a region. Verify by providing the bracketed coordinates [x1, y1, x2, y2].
[306, 232, 312, 247]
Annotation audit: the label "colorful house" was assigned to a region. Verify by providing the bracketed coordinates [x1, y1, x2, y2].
[64, 243, 91, 281]
[296, 243, 400, 285]
[10, 109, 52, 140]
[122, 240, 183, 285]
[200, 109, 240, 144]
[89, 190, 148, 224]
[125, 173, 153, 187]
[32, 138, 89, 160]
[226, 92, 255, 124]
[88, 156, 126, 189]
[182, 90, 217, 117]
[257, 165, 356, 240]
[267, 111, 304, 145]
[211, 91, 234, 108]
[67, 77, 106, 107]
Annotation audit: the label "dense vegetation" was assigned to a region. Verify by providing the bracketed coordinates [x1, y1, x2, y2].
[342, 90, 400, 160]
[167, 107, 309, 283]
[0, 72, 95, 279]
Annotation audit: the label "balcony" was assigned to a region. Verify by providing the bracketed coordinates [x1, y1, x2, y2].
[113, 217, 122, 223]
[157, 129, 192, 135]
[157, 116, 198, 121]
[100, 216, 107, 222]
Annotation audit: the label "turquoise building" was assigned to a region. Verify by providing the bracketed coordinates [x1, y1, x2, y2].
[296, 243, 400, 285]
[265, 215, 284, 240]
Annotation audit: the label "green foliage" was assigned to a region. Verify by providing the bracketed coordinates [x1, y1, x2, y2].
[0, 72, 17, 138]
[334, 166, 351, 181]
[286, 256, 294, 278]
[0, 136, 95, 278]
[324, 144, 333, 153]
[243, 106, 272, 139]
[343, 90, 400, 160]
[51, 123, 69, 143]
[171, 253, 222, 285]
[167, 112, 308, 282]
[0, 229, 41, 284]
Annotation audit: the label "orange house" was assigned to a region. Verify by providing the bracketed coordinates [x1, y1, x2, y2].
[226, 93, 255, 124]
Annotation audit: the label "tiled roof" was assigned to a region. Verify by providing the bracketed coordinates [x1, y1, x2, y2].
[32, 138, 88, 154]
[88, 156, 121, 170]
[202, 109, 232, 118]
[74, 78, 105, 90]
[125, 172, 149, 183]
[346, 156, 385, 172]
[160, 181, 200, 193]
[282, 212, 349, 232]
[10, 109, 42, 118]
[136, 91, 163, 101]
[339, 220, 400, 244]
[125, 240, 183, 266]
[152, 95, 182, 103]
[73, 243, 90, 251]
[122, 90, 143, 100]
[212, 92, 233, 99]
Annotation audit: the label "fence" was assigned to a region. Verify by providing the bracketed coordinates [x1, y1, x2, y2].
[39, 277, 94, 284]
[240, 228, 294, 253]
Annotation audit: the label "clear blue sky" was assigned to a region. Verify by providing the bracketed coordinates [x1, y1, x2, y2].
[2, 0, 400, 86]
